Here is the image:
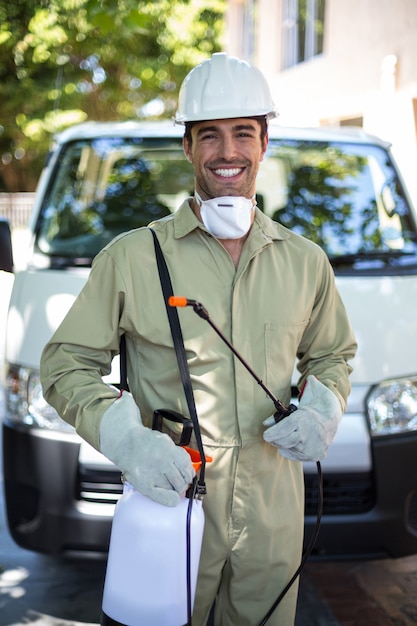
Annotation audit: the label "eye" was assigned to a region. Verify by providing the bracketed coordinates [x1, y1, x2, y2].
[235, 127, 257, 139]
[200, 131, 217, 141]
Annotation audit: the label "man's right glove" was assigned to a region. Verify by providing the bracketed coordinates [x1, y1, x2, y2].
[99, 391, 195, 507]
[263, 375, 343, 461]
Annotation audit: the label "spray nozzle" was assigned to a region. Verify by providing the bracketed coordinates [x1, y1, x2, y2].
[169, 296, 210, 321]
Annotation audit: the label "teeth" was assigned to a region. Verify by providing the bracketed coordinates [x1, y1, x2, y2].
[214, 168, 241, 177]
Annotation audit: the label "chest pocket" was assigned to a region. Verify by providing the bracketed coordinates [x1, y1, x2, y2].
[264, 319, 309, 391]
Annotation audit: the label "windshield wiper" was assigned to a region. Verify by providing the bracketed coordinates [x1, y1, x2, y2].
[329, 249, 417, 267]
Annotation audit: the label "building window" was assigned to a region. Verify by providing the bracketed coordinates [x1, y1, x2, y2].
[282, 0, 326, 69]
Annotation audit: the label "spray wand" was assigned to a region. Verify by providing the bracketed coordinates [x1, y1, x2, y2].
[169, 296, 323, 625]
[169, 296, 297, 421]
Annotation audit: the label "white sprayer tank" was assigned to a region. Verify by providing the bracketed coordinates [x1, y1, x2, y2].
[101, 482, 205, 626]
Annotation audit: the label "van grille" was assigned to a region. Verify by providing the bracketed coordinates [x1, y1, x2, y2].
[77, 467, 123, 505]
[77, 468, 375, 513]
[304, 472, 374, 515]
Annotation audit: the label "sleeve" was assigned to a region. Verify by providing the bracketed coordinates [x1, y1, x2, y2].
[40, 248, 127, 450]
[296, 253, 357, 411]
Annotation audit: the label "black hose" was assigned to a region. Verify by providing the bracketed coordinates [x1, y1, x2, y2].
[175, 298, 325, 625]
[186, 477, 198, 625]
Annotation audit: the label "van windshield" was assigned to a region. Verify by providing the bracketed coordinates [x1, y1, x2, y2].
[34, 133, 417, 274]
[35, 136, 195, 265]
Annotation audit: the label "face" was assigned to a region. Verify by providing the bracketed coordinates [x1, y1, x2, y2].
[183, 118, 268, 201]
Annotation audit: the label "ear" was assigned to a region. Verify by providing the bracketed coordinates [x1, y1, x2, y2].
[260, 132, 269, 163]
[183, 136, 192, 163]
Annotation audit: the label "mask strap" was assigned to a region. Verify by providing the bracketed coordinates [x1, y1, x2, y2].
[194, 190, 257, 206]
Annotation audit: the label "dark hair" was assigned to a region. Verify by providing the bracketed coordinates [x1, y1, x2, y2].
[184, 116, 268, 146]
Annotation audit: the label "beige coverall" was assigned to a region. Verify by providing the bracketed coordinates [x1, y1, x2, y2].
[41, 200, 357, 625]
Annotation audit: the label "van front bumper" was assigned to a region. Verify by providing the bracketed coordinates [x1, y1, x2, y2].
[2, 420, 119, 556]
[304, 430, 417, 558]
[3, 419, 417, 558]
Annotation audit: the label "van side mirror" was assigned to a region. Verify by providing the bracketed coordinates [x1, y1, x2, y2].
[0, 218, 14, 273]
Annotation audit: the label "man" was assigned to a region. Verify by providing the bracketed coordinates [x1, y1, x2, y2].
[40, 53, 357, 625]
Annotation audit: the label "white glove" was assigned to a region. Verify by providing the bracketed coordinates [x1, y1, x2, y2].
[263, 375, 343, 461]
[99, 391, 195, 506]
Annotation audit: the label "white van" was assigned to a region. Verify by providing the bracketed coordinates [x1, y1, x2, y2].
[2, 120, 417, 558]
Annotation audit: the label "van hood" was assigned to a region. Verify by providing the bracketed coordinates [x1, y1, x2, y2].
[336, 273, 417, 385]
[6, 268, 417, 387]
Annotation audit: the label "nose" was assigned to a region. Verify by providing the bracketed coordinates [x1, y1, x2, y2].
[219, 133, 238, 160]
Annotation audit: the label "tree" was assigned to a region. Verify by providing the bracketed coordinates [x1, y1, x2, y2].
[0, 0, 225, 191]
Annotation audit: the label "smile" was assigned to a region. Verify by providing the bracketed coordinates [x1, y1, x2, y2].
[213, 167, 242, 177]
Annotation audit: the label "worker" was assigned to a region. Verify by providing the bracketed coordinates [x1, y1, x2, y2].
[40, 53, 357, 625]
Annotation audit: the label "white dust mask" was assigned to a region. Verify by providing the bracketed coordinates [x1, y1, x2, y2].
[195, 191, 255, 239]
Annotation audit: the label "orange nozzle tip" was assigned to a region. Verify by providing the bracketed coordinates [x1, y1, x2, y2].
[169, 296, 188, 308]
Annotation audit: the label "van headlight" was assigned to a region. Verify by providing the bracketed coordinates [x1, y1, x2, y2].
[366, 375, 417, 436]
[5, 364, 75, 433]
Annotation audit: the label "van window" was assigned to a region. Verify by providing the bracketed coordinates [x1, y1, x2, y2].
[258, 139, 417, 274]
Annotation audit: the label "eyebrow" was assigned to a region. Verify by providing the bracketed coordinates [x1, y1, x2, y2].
[196, 123, 257, 137]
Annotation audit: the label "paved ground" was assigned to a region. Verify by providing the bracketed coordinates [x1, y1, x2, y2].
[302, 558, 417, 625]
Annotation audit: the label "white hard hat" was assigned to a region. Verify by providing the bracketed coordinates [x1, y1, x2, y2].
[174, 52, 278, 125]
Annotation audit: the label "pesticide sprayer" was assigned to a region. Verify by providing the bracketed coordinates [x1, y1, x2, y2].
[100, 296, 322, 626]
[101, 408, 209, 626]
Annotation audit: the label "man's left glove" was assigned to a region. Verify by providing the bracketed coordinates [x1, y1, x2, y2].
[263, 375, 343, 461]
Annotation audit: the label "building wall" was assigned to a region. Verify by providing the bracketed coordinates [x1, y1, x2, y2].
[226, 0, 417, 200]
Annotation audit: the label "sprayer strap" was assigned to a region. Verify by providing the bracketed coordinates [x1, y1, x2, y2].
[119, 334, 129, 392]
[149, 228, 206, 490]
